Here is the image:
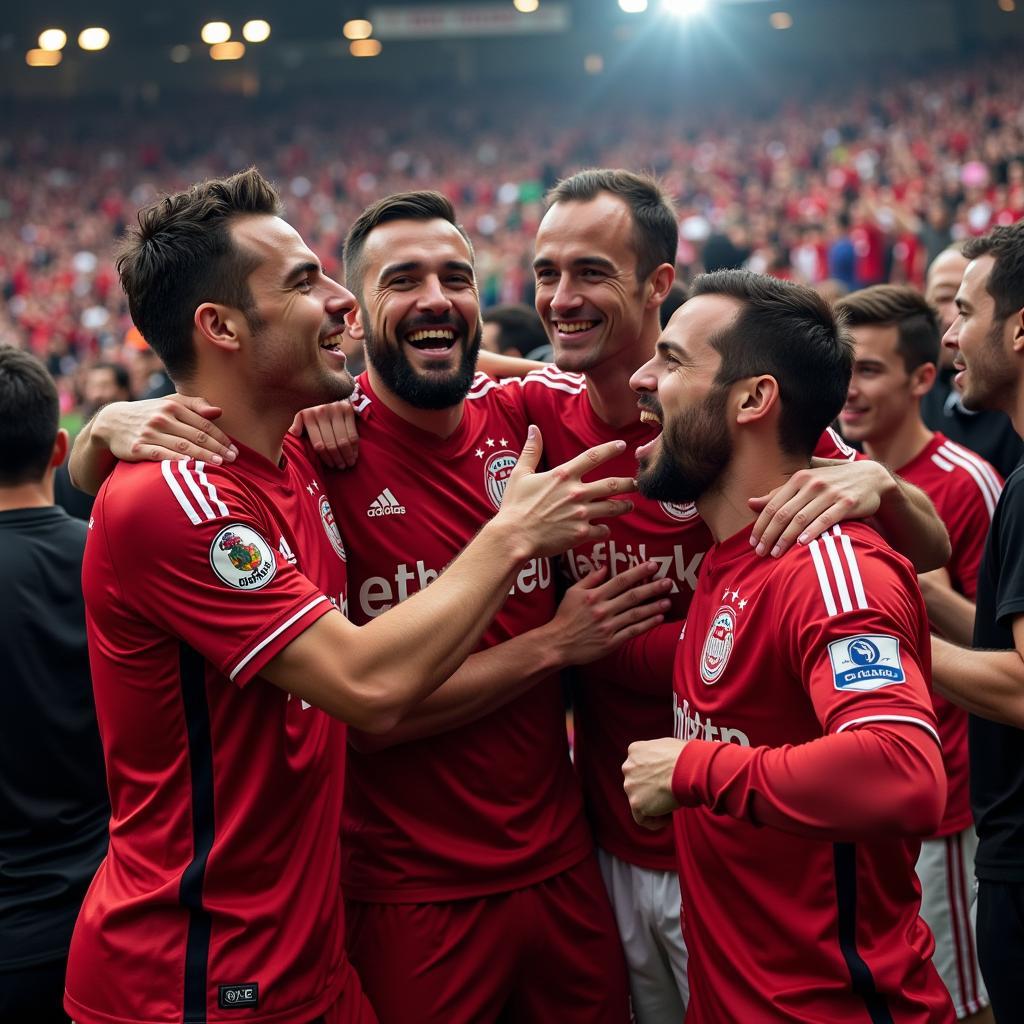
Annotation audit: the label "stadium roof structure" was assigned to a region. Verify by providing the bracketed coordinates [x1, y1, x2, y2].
[4, 0, 1024, 100]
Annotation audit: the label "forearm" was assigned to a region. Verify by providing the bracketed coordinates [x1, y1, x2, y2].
[68, 407, 119, 494]
[476, 349, 544, 380]
[932, 635, 1024, 727]
[351, 622, 567, 751]
[919, 581, 976, 647]
[671, 723, 945, 841]
[872, 475, 951, 573]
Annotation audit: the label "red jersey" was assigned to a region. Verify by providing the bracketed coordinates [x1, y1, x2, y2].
[67, 437, 350, 1024]
[335, 372, 592, 902]
[672, 521, 951, 1022]
[896, 432, 1003, 835]
[513, 365, 712, 870]
[815, 424, 861, 462]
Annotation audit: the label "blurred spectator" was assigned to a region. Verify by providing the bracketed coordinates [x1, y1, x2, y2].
[659, 283, 688, 328]
[482, 302, 550, 360]
[0, 347, 108, 1024]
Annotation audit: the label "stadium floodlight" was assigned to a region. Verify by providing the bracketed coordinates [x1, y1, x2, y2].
[350, 38, 382, 57]
[38, 29, 67, 52]
[661, 0, 708, 16]
[210, 41, 246, 60]
[78, 27, 110, 51]
[243, 20, 271, 42]
[618, 0, 649, 11]
[343, 19, 373, 40]
[513, 0, 540, 11]
[26, 48, 62, 66]
[201, 21, 232, 45]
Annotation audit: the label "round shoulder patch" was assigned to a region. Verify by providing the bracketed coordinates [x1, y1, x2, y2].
[210, 523, 278, 591]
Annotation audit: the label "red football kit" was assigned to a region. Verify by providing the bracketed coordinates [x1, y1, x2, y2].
[896, 432, 1003, 835]
[513, 365, 712, 870]
[67, 437, 355, 1024]
[669, 521, 954, 1022]
[332, 373, 628, 1022]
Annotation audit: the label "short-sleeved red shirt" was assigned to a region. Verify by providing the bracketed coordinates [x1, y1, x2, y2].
[66, 437, 351, 1024]
[673, 521, 951, 1022]
[336, 373, 592, 902]
[896, 432, 1003, 834]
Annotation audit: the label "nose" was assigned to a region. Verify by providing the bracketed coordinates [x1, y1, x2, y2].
[941, 317, 960, 353]
[550, 274, 582, 316]
[630, 357, 658, 396]
[416, 275, 452, 316]
[325, 279, 357, 319]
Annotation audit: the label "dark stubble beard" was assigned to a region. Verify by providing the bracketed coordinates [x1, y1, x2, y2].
[637, 385, 733, 504]
[364, 317, 482, 410]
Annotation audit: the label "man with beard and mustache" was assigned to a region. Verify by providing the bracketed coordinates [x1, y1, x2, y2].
[64, 172, 645, 1024]
[928, 222, 1024, 1019]
[622, 270, 955, 1023]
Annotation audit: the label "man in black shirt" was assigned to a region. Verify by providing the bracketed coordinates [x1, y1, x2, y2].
[932, 222, 1024, 1020]
[0, 347, 109, 1023]
[921, 245, 1023, 479]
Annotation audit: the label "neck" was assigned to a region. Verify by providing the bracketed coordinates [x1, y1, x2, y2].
[862, 415, 933, 472]
[583, 324, 659, 429]
[0, 478, 54, 512]
[695, 440, 805, 544]
[366, 365, 464, 438]
[187, 379, 293, 465]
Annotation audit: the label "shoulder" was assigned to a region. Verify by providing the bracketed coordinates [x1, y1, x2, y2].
[775, 523, 916, 617]
[101, 458, 264, 536]
[520, 364, 587, 397]
[926, 436, 1003, 518]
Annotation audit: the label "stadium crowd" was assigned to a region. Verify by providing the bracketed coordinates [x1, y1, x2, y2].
[5, 54, 1024, 419]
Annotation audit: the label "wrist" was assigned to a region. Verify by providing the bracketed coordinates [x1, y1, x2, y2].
[481, 514, 533, 566]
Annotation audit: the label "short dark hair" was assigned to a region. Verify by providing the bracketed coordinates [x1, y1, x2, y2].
[0, 346, 59, 486]
[545, 169, 678, 282]
[88, 361, 131, 393]
[116, 167, 281, 382]
[344, 191, 473, 300]
[962, 222, 1024, 322]
[690, 270, 854, 457]
[482, 303, 548, 356]
[836, 285, 940, 372]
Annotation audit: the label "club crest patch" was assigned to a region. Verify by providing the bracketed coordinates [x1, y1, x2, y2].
[700, 606, 735, 685]
[210, 524, 277, 591]
[828, 634, 906, 691]
[659, 500, 699, 522]
[319, 495, 346, 561]
[484, 449, 518, 510]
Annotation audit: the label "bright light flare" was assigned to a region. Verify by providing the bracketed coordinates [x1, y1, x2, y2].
[210, 41, 246, 60]
[513, 0, 540, 11]
[769, 10, 793, 29]
[350, 38, 382, 57]
[618, 0, 648, 11]
[343, 19, 373, 40]
[201, 21, 232, 44]
[243, 20, 271, 42]
[38, 29, 67, 51]
[78, 27, 110, 51]
[662, 0, 708, 17]
[26, 48, 62, 66]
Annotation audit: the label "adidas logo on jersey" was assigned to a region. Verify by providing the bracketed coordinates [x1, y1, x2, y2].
[367, 488, 406, 517]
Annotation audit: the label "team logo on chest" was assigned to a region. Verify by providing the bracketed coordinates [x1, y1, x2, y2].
[659, 500, 699, 522]
[700, 605, 736, 685]
[475, 437, 518, 510]
[319, 495, 346, 561]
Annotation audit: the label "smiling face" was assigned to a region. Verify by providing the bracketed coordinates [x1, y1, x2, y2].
[841, 323, 930, 445]
[943, 254, 1017, 413]
[629, 294, 741, 503]
[533, 194, 654, 375]
[230, 214, 356, 408]
[353, 217, 482, 409]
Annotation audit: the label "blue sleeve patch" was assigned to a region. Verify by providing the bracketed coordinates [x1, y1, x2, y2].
[828, 634, 906, 691]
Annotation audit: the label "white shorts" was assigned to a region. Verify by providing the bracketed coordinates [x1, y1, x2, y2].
[915, 827, 989, 1019]
[598, 848, 688, 1024]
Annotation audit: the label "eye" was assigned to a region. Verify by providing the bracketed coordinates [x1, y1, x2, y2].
[296, 277, 313, 292]
[535, 268, 557, 283]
